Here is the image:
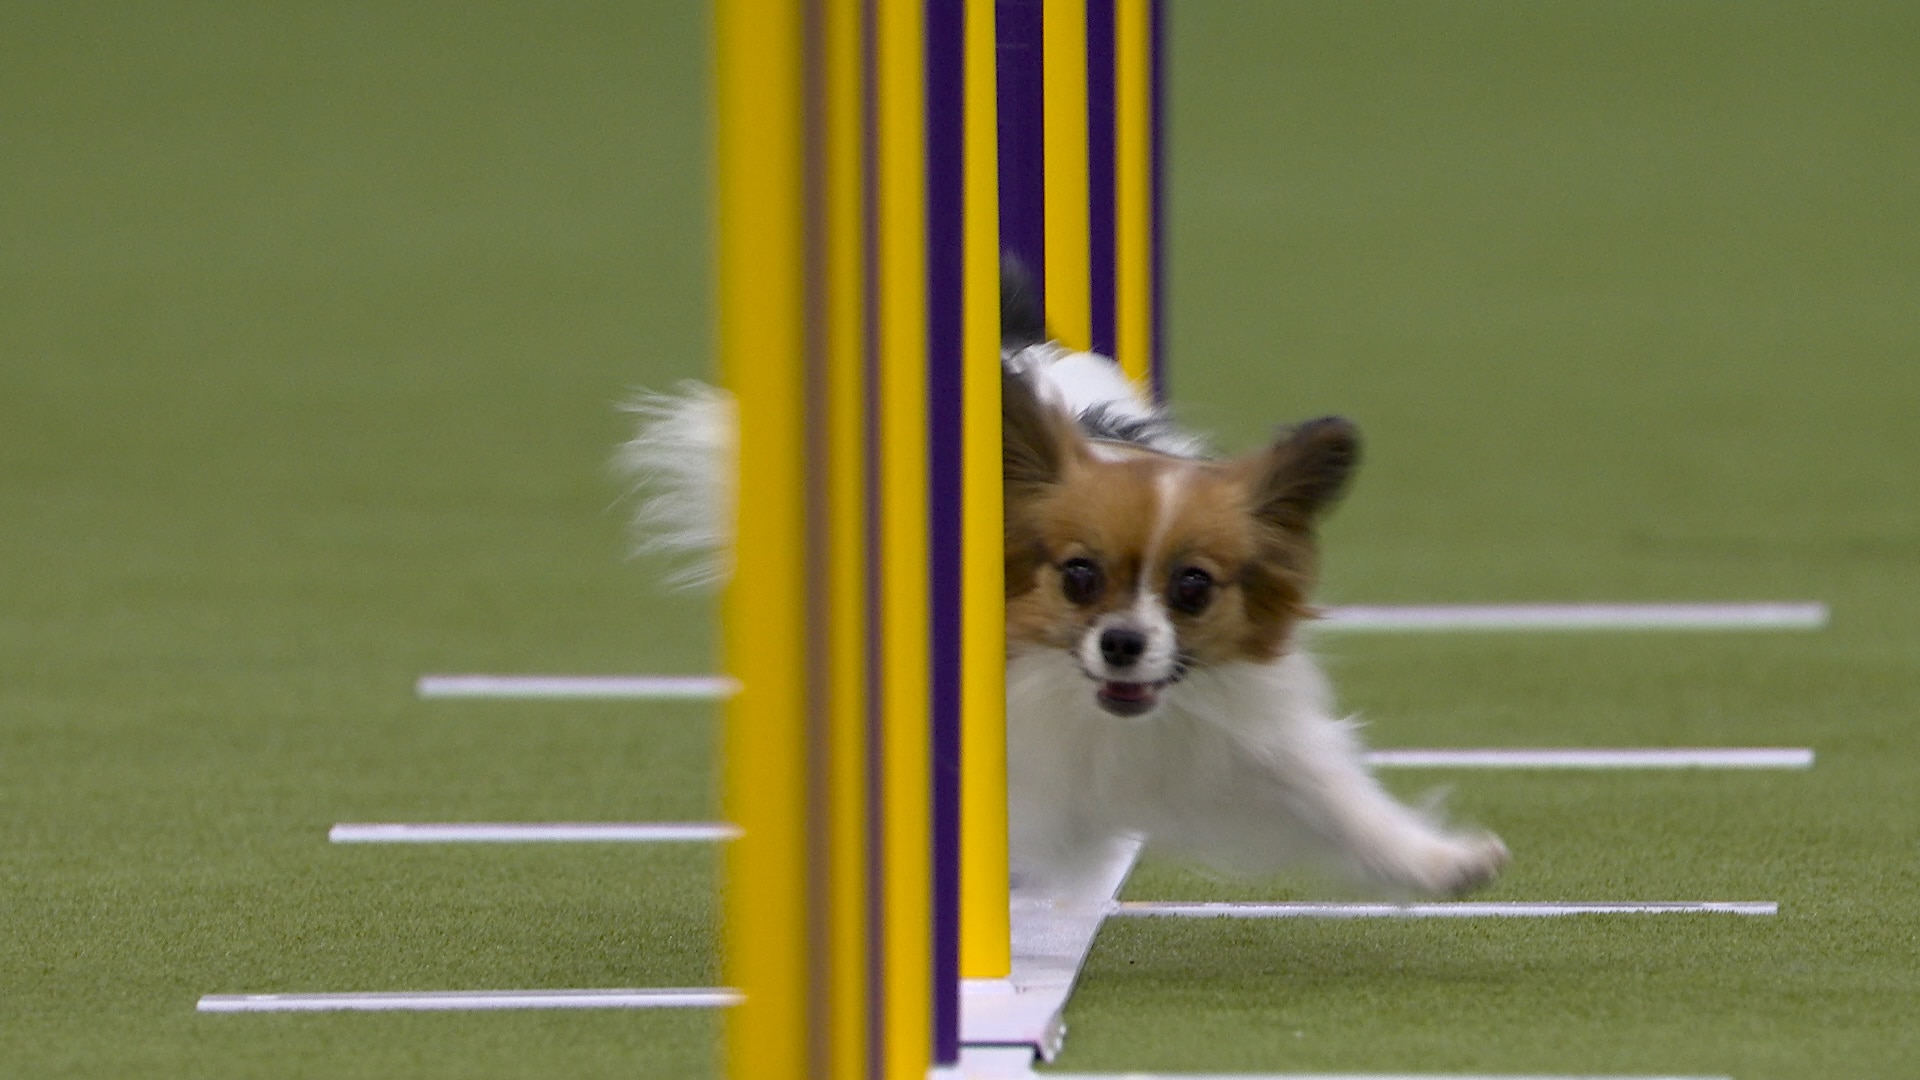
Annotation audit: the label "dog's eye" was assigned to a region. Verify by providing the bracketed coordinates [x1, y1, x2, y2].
[1059, 558, 1104, 606]
[1169, 566, 1215, 615]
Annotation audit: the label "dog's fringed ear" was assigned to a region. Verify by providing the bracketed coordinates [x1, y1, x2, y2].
[1252, 416, 1361, 532]
[1002, 367, 1079, 599]
[1002, 367, 1075, 499]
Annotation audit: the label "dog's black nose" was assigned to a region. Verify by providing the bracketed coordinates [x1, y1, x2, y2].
[1099, 626, 1147, 669]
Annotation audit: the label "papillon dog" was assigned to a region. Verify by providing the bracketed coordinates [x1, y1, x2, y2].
[618, 274, 1507, 901]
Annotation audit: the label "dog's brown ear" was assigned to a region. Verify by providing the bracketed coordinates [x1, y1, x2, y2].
[1251, 416, 1361, 532]
[1002, 367, 1075, 500]
[1002, 368, 1079, 598]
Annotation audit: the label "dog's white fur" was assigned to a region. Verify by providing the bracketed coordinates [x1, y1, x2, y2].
[618, 349, 1506, 903]
[998, 345, 1505, 899]
[614, 381, 734, 588]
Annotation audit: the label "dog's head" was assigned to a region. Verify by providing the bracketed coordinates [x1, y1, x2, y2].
[1002, 370, 1358, 718]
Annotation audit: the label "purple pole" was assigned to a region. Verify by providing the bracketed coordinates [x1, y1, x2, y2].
[1086, 0, 1118, 358]
[924, 0, 965, 1064]
[996, 0, 1046, 306]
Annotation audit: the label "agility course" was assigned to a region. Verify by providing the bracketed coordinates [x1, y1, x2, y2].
[5, 3, 1920, 1078]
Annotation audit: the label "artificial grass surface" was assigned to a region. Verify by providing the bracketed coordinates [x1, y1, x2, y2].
[2, 4, 719, 1077]
[1058, 4, 1920, 1077]
[3, 1, 1917, 1078]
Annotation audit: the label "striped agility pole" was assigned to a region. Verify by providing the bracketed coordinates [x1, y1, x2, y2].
[962, 0, 1170, 1055]
[954, 0, 1169, 1019]
[716, 2, 978, 1075]
[966, 0, 1166, 977]
[716, 2, 1163, 1075]
[713, 5, 810, 1078]
[998, 0, 1166, 389]
[716, 2, 943, 1077]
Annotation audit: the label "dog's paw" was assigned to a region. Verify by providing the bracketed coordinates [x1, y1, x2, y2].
[1424, 833, 1509, 898]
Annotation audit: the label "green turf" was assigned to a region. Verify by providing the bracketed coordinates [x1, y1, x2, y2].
[1062, 3, 1920, 1077]
[1, 4, 719, 1077]
[4, 1, 1918, 1077]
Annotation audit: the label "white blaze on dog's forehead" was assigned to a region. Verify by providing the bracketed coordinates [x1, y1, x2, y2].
[1074, 464, 1190, 685]
[1140, 464, 1193, 595]
[1120, 465, 1188, 677]
[1127, 583, 1175, 641]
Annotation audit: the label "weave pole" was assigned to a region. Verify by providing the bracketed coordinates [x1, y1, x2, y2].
[997, 0, 1166, 389]
[714, 4, 810, 1077]
[875, 7, 938, 1079]
[716, 2, 947, 1077]
[964, 0, 1170, 1046]
[960, 0, 1167, 994]
[716, 2, 1163, 1075]
[951, 0, 1010, 1006]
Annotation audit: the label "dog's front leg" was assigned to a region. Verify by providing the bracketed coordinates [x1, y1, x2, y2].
[1130, 707, 1508, 898]
[1282, 748, 1509, 898]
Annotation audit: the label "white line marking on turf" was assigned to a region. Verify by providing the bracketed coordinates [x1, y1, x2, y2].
[1319, 601, 1827, 632]
[1034, 1073, 1731, 1080]
[327, 822, 739, 843]
[416, 674, 737, 699]
[196, 988, 739, 1013]
[1111, 900, 1777, 919]
[1367, 747, 1813, 770]
[408, 595, 1827, 699]
[410, 602, 1828, 701]
[1035, 1074, 1731, 1080]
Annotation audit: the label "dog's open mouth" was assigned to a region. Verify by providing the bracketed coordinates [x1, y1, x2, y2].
[1087, 658, 1189, 718]
[1095, 680, 1159, 717]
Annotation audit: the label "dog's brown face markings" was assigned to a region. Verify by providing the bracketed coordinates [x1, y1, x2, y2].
[1002, 369, 1359, 670]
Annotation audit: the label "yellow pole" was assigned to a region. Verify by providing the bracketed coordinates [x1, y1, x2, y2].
[722, 1, 945, 1074]
[875, 0, 935, 1074]
[716, 0, 809, 1075]
[1114, 0, 1155, 386]
[959, 0, 1011, 982]
[821, 3, 871, 1078]
[1043, 0, 1093, 352]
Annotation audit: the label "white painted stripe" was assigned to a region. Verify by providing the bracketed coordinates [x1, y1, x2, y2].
[1320, 602, 1827, 632]
[197, 988, 739, 1013]
[1037, 1074, 1731, 1080]
[415, 674, 737, 700]
[328, 822, 739, 844]
[415, 602, 1828, 701]
[1367, 747, 1814, 770]
[1111, 900, 1777, 919]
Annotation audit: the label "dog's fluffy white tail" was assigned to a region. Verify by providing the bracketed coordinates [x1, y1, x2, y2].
[614, 381, 736, 588]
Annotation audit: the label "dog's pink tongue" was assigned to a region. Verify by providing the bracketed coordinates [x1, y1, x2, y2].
[1095, 680, 1158, 717]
